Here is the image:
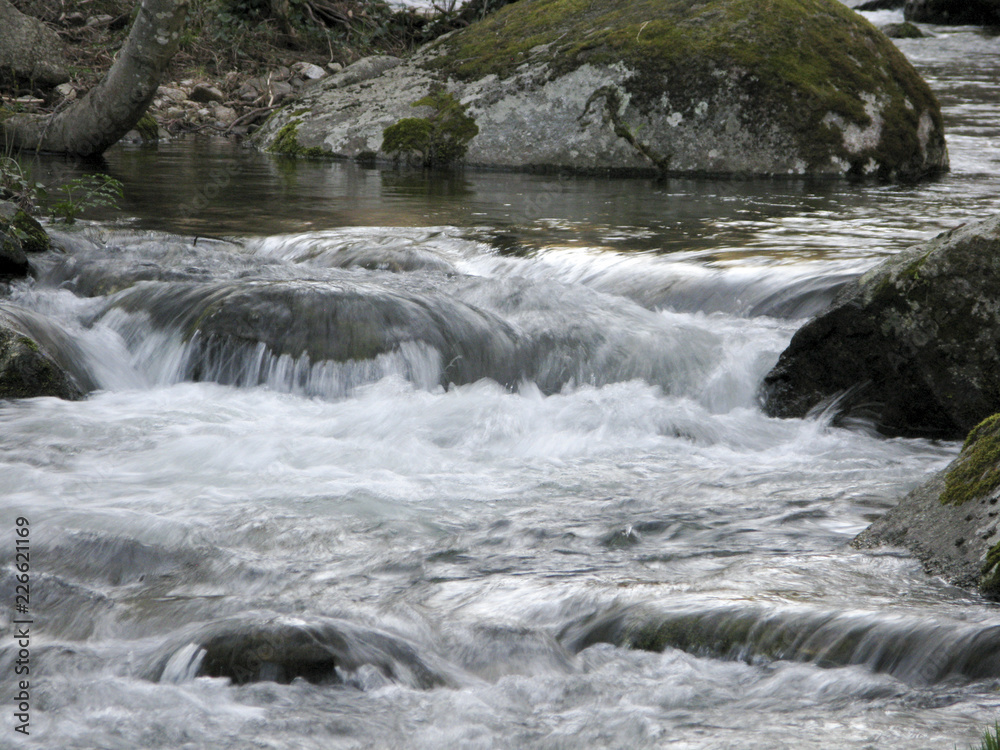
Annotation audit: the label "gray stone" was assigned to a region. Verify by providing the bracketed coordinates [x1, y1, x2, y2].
[157, 86, 188, 103]
[265, 80, 294, 105]
[905, 0, 1000, 24]
[324, 56, 402, 89]
[252, 0, 947, 180]
[0, 0, 69, 87]
[762, 215, 1000, 439]
[237, 80, 263, 102]
[189, 83, 226, 103]
[292, 61, 328, 80]
[212, 104, 237, 125]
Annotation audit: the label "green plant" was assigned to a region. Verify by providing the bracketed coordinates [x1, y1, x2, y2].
[975, 722, 1000, 750]
[382, 90, 478, 168]
[0, 156, 42, 211]
[48, 174, 124, 224]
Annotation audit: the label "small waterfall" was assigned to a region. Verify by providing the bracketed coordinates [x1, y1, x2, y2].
[17, 230, 796, 405]
[560, 602, 1000, 685]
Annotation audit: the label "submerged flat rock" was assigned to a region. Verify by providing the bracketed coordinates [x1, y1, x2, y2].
[254, 0, 948, 180]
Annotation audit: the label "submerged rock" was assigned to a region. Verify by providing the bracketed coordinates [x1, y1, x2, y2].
[149, 615, 452, 687]
[881, 22, 928, 38]
[560, 600, 1000, 682]
[254, 0, 947, 180]
[761, 215, 1000, 439]
[101, 278, 525, 389]
[855, 414, 1000, 598]
[904, 0, 1000, 24]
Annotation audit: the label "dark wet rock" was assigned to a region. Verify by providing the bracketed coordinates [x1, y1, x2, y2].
[149, 615, 452, 687]
[0, 227, 29, 279]
[761, 216, 1000, 439]
[600, 526, 641, 549]
[255, 0, 947, 180]
[0, 0, 69, 87]
[0, 303, 86, 400]
[189, 82, 225, 103]
[855, 413, 1000, 598]
[882, 22, 928, 38]
[854, 0, 905, 9]
[904, 0, 1000, 24]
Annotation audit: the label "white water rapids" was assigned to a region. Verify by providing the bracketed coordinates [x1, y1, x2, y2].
[3, 7, 1000, 749]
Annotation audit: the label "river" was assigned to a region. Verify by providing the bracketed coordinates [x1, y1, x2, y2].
[2, 7, 1000, 749]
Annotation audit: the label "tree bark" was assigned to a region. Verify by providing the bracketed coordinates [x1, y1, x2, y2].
[1, 0, 188, 156]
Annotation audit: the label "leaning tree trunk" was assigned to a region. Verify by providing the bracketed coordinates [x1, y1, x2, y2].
[1, 0, 188, 156]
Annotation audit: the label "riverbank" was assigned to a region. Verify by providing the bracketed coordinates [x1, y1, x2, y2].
[3, 0, 509, 140]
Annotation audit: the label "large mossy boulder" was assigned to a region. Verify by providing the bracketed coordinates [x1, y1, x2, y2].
[761, 215, 1000, 439]
[855, 414, 1000, 599]
[904, 0, 1000, 24]
[254, 0, 948, 180]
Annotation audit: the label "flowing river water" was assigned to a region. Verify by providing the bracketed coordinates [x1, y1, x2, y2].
[3, 8, 1000, 749]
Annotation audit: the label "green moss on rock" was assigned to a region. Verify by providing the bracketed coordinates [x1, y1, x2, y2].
[135, 112, 160, 142]
[0, 326, 82, 400]
[941, 414, 1000, 506]
[10, 210, 49, 253]
[981, 540, 1000, 597]
[268, 120, 333, 159]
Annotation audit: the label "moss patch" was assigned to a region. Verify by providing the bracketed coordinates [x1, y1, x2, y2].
[981, 540, 1000, 597]
[267, 119, 333, 159]
[941, 414, 1000, 506]
[382, 90, 479, 168]
[9, 210, 50, 254]
[425, 0, 942, 173]
[135, 112, 160, 142]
